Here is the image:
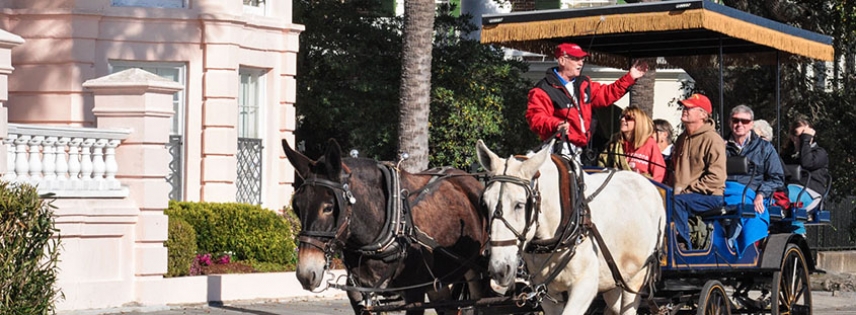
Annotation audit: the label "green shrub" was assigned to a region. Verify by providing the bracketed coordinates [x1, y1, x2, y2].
[166, 217, 197, 277]
[245, 260, 293, 273]
[166, 201, 296, 265]
[0, 182, 62, 314]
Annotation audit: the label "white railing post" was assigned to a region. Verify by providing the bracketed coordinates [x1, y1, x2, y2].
[92, 138, 107, 189]
[14, 135, 30, 182]
[80, 138, 94, 189]
[42, 136, 58, 190]
[27, 136, 44, 184]
[55, 137, 70, 187]
[4, 134, 17, 181]
[105, 139, 120, 190]
[68, 137, 83, 190]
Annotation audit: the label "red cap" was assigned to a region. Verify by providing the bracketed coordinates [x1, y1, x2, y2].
[679, 93, 712, 114]
[554, 43, 588, 59]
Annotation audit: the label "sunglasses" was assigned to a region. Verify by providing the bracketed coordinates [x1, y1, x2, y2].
[731, 117, 752, 125]
[621, 114, 635, 121]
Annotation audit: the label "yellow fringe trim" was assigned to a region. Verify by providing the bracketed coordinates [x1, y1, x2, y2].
[481, 8, 833, 61]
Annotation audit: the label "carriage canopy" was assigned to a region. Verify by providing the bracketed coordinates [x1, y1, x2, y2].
[480, 0, 834, 68]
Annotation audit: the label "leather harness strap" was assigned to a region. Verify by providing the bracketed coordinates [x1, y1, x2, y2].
[526, 155, 580, 253]
[587, 221, 643, 294]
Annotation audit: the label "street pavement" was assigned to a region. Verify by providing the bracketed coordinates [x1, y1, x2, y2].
[88, 290, 856, 315]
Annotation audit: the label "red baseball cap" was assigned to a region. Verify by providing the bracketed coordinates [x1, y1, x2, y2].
[554, 43, 588, 59]
[679, 93, 712, 114]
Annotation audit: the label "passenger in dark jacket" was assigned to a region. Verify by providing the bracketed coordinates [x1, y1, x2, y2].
[782, 114, 829, 211]
[725, 105, 785, 214]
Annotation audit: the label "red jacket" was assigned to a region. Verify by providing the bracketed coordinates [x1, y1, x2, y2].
[625, 136, 667, 183]
[526, 68, 636, 147]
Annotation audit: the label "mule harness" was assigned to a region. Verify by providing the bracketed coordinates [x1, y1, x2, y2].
[297, 161, 486, 294]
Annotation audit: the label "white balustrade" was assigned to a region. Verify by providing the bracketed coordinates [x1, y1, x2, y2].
[4, 124, 131, 197]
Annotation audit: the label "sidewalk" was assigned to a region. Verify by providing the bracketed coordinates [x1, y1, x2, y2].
[85, 290, 856, 315]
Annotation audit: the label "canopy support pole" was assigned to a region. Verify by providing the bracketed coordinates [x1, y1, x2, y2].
[719, 37, 725, 136]
[776, 51, 782, 152]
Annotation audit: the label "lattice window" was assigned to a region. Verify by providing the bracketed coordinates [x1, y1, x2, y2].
[236, 69, 265, 204]
[237, 138, 263, 205]
[167, 135, 183, 201]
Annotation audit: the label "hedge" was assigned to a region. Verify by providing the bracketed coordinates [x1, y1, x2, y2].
[166, 216, 197, 277]
[165, 201, 296, 266]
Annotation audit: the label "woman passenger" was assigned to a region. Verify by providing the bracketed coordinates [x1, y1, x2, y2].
[597, 106, 666, 182]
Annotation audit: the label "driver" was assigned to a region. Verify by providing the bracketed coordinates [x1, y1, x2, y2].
[525, 43, 648, 158]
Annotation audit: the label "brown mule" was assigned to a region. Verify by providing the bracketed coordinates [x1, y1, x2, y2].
[283, 139, 490, 315]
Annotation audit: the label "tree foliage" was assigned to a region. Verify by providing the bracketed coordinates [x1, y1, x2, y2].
[294, 0, 403, 160]
[294, 0, 535, 168]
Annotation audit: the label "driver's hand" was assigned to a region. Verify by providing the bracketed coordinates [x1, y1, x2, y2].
[557, 122, 569, 134]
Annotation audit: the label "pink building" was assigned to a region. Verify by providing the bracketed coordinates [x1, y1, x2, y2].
[0, 0, 306, 311]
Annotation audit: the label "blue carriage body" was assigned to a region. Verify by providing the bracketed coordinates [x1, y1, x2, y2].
[647, 180, 830, 273]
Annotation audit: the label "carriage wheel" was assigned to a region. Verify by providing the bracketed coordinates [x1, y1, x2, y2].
[770, 244, 812, 315]
[697, 280, 731, 315]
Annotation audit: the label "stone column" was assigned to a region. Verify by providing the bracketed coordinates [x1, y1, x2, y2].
[83, 68, 182, 298]
[0, 30, 25, 175]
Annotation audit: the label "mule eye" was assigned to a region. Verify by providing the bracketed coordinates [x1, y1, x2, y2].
[514, 202, 525, 211]
[322, 204, 334, 213]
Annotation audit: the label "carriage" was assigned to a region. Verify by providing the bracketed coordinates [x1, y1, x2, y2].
[477, 1, 833, 313]
[285, 1, 835, 314]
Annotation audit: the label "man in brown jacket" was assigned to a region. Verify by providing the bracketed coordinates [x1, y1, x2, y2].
[670, 93, 727, 250]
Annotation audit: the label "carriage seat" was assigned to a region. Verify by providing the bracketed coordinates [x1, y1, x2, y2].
[696, 156, 756, 219]
[771, 164, 832, 224]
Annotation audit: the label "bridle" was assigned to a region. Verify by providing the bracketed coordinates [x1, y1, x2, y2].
[295, 174, 356, 258]
[485, 164, 541, 252]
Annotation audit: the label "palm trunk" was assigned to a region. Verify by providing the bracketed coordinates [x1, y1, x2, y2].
[629, 58, 657, 117]
[398, 0, 434, 172]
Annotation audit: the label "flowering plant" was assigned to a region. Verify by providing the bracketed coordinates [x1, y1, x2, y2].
[196, 253, 213, 266]
[189, 252, 236, 275]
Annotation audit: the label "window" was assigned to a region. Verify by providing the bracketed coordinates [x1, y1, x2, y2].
[110, 61, 187, 200]
[112, 0, 185, 8]
[110, 62, 186, 135]
[243, 0, 266, 15]
[238, 70, 263, 139]
[236, 68, 265, 205]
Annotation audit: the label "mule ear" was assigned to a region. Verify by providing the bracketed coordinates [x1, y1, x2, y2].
[476, 140, 502, 174]
[324, 138, 344, 181]
[282, 139, 313, 179]
[520, 140, 552, 179]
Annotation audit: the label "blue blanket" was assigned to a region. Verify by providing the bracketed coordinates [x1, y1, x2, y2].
[716, 182, 770, 258]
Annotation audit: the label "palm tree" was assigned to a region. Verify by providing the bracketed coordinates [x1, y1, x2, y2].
[624, 0, 661, 117]
[398, 0, 435, 172]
